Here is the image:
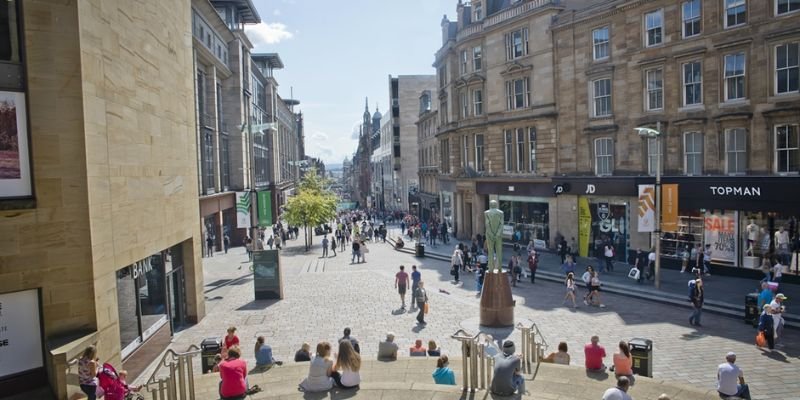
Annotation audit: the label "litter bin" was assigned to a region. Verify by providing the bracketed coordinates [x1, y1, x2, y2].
[745, 292, 759, 327]
[415, 243, 425, 257]
[628, 338, 653, 378]
[201, 337, 222, 374]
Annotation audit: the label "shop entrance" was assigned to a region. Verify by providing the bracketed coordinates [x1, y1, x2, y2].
[167, 267, 187, 334]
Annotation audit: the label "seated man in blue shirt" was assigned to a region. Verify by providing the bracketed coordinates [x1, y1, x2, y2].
[255, 336, 283, 368]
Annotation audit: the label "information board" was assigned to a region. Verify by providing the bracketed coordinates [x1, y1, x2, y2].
[0, 289, 43, 378]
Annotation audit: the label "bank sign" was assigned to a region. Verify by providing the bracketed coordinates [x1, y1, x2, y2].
[0, 289, 44, 378]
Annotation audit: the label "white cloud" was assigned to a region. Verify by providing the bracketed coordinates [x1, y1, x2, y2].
[245, 22, 293, 47]
[304, 129, 354, 164]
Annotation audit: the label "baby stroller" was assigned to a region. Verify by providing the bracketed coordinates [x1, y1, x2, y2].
[97, 363, 144, 400]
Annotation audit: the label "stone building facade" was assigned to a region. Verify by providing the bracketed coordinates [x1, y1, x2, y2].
[416, 90, 440, 220]
[434, 0, 567, 243]
[0, 0, 203, 397]
[551, 0, 800, 270]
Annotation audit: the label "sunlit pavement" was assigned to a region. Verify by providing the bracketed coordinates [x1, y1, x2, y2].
[141, 230, 799, 399]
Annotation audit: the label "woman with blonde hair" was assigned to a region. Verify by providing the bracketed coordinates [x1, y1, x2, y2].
[427, 340, 441, 357]
[78, 345, 99, 400]
[299, 342, 334, 392]
[331, 340, 361, 389]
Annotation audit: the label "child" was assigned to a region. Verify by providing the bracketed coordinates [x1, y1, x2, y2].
[118, 370, 142, 397]
[211, 354, 222, 373]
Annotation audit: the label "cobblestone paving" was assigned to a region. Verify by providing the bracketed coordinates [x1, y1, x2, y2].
[151, 234, 799, 400]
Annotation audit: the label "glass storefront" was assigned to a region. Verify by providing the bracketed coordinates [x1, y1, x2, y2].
[499, 196, 549, 245]
[441, 192, 454, 229]
[117, 243, 184, 359]
[588, 200, 629, 261]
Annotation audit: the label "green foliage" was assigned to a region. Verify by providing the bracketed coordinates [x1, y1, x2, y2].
[283, 168, 337, 249]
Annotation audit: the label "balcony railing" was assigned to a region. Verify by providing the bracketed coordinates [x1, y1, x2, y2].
[456, 23, 483, 41]
[486, 0, 556, 29]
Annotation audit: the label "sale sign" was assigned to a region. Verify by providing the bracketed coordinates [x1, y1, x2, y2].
[703, 211, 738, 264]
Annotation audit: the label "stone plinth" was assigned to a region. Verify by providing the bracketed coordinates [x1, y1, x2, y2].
[479, 270, 515, 327]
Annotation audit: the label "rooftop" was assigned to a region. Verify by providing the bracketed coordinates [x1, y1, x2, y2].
[251, 53, 284, 69]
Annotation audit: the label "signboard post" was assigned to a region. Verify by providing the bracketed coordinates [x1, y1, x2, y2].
[257, 190, 272, 227]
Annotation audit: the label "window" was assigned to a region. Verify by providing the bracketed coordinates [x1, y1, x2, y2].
[595, 138, 613, 176]
[682, 61, 703, 106]
[473, 46, 482, 71]
[645, 10, 663, 47]
[203, 130, 215, 192]
[646, 137, 662, 176]
[684, 132, 703, 175]
[460, 50, 468, 75]
[462, 135, 469, 168]
[438, 65, 447, 88]
[724, 53, 746, 101]
[593, 27, 610, 60]
[504, 131, 514, 172]
[646, 68, 663, 111]
[440, 100, 448, 124]
[475, 134, 485, 172]
[776, 0, 800, 15]
[221, 135, 230, 189]
[460, 90, 469, 118]
[775, 43, 799, 94]
[775, 124, 799, 173]
[474, 2, 483, 20]
[725, 128, 747, 174]
[505, 77, 530, 110]
[516, 128, 525, 172]
[505, 27, 529, 60]
[592, 78, 612, 117]
[472, 89, 483, 116]
[725, 0, 746, 28]
[441, 139, 450, 173]
[528, 128, 537, 172]
[682, 0, 701, 38]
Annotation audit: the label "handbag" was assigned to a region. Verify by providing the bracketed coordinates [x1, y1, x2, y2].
[424, 303, 430, 314]
[756, 331, 767, 347]
[627, 267, 640, 280]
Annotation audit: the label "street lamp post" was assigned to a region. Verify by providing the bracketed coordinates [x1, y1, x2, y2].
[636, 122, 662, 289]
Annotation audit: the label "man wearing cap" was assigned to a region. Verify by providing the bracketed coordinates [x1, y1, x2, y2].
[716, 352, 751, 400]
[769, 293, 787, 346]
[491, 340, 525, 396]
[377, 332, 399, 360]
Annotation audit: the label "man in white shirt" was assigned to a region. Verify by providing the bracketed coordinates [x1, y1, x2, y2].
[769, 294, 787, 346]
[716, 352, 751, 399]
[602, 376, 633, 400]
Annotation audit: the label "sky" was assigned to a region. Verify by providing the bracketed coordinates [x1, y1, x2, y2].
[247, 0, 454, 166]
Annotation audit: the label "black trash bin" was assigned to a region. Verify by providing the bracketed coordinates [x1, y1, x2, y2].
[745, 292, 759, 327]
[415, 243, 425, 257]
[201, 337, 222, 374]
[628, 338, 653, 378]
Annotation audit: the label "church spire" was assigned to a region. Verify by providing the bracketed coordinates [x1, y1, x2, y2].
[364, 97, 369, 113]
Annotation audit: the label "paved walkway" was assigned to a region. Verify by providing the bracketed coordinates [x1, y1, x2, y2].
[137, 229, 800, 399]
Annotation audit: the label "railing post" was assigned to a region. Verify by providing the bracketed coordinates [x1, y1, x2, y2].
[186, 354, 196, 400]
[177, 355, 187, 400]
[461, 340, 469, 391]
[469, 340, 478, 392]
[479, 343, 486, 389]
[168, 362, 177, 400]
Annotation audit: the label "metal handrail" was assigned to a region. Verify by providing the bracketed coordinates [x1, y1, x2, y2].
[451, 330, 503, 392]
[516, 322, 548, 373]
[141, 344, 202, 400]
[145, 345, 201, 385]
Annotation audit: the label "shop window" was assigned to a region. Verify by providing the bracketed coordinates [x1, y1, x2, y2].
[684, 132, 703, 175]
[499, 198, 549, 245]
[661, 211, 704, 260]
[474, 134, 485, 172]
[116, 252, 169, 359]
[775, 124, 799, 174]
[682, 0, 702, 38]
[588, 202, 628, 261]
[504, 130, 513, 172]
[594, 137, 614, 176]
[725, 128, 747, 174]
[592, 78, 612, 117]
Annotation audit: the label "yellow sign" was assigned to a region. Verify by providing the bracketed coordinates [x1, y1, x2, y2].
[578, 197, 591, 257]
[662, 184, 679, 232]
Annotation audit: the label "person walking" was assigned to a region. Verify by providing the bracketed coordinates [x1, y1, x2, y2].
[359, 240, 368, 262]
[589, 271, 605, 308]
[689, 277, 704, 327]
[410, 265, 421, 309]
[206, 235, 214, 258]
[603, 243, 615, 273]
[451, 246, 463, 283]
[508, 255, 519, 287]
[757, 304, 775, 350]
[274, 234, 282, 250]
[563, 272, 577, 308]
[395, 265, 410, 310]
[322, 235, 329, 258]
[351, 240, 360, 264]
[414, 281, 429, 325]
[703, 244, 712, 276]
[223, 234, 230, 254]
[78, 345, 99, 400]
[330, 237, 337, 257]
[582, 266, 595, 305]
[527, 250, 538, 284]
[680, 245, 690, 273]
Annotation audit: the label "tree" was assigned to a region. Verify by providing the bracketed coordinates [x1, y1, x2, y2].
[283, 168, 337, 251]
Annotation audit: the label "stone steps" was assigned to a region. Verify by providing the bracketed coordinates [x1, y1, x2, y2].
[143, 357, 718, 400]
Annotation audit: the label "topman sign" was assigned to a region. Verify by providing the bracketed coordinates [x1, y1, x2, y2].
[709, 186, 761, 197]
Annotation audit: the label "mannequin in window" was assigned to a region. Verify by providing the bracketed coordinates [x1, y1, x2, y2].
[746, 220, 759, 256]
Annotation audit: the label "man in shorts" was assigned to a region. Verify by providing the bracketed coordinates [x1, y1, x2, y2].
[395, 265, 410, 310]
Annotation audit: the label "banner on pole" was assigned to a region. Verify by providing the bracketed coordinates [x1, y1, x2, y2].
[661, 184, 679, 232]
[236, 192, 251, 229]
[637, 185, 655, 232]
[578, 197, 591, 257]
[257, 190, 272, 227]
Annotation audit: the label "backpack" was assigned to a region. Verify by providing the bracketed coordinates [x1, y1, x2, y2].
[687, 280, 696, 301]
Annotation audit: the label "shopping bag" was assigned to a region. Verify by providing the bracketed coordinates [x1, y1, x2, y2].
[756, 331, 767, 347]
[627, 267, 640, 280]
[424, 303, 430, 314]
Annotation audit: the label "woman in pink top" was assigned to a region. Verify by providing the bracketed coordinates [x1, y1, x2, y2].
[612, 341, 635, 385]
[219, 346, 248, 399]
